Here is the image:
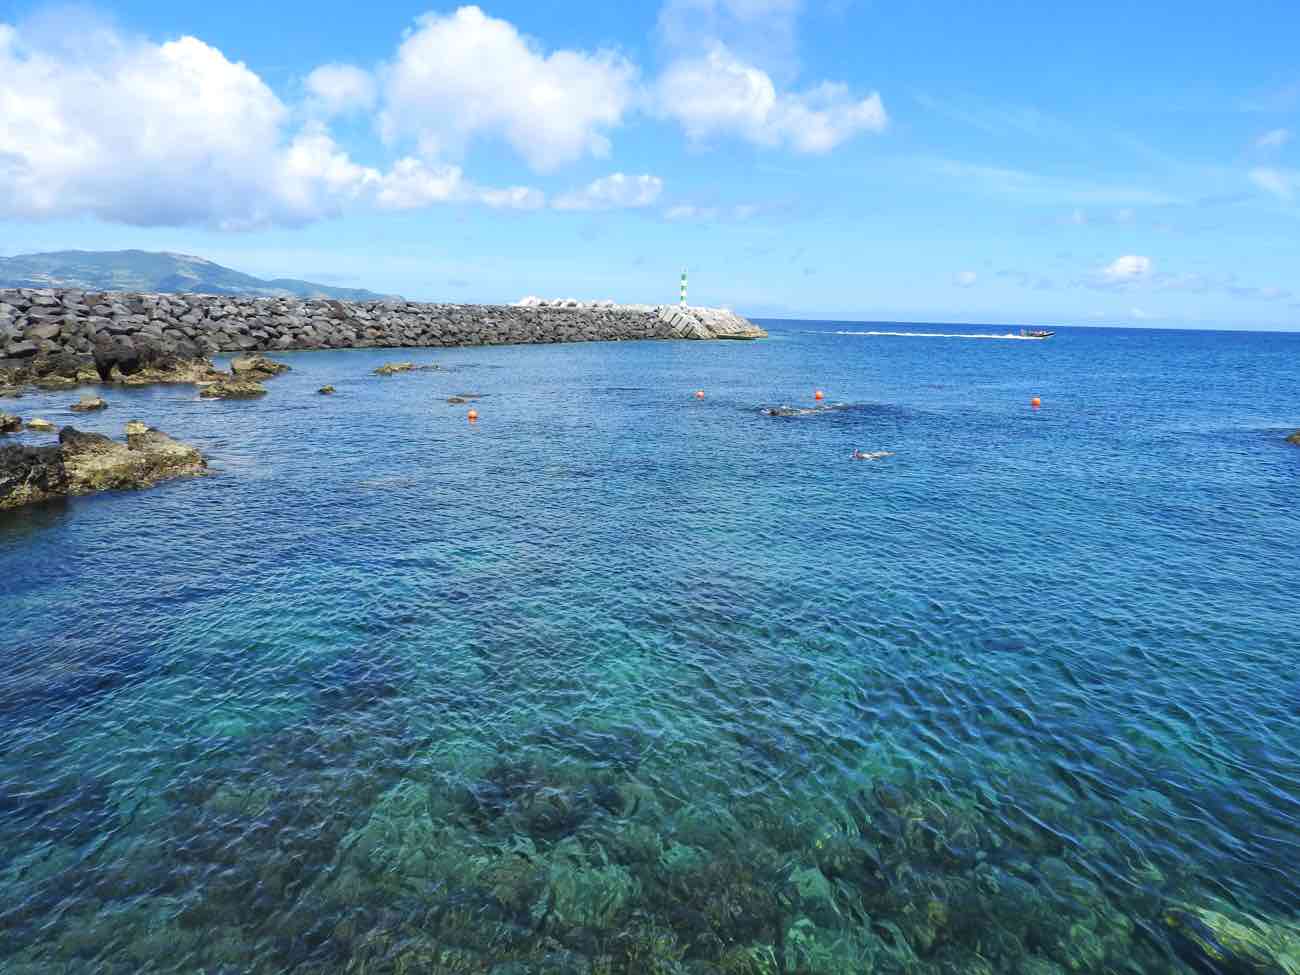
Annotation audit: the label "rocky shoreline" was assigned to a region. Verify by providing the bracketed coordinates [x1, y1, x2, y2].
[0, 289, 766, 366]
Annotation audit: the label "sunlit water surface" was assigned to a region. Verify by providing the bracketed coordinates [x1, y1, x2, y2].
[2, 322, 1298, 974]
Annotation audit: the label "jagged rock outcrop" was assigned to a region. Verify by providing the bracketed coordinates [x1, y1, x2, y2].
[231, 355, 291, 380]
[0, 288, 764, 361]
[0, 422, 206, 509]
[374, 361, 437, 375]
[1, 413, 21, 434]
[199, 379, 266, 399]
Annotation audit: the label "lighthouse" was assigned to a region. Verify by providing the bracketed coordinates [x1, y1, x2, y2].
[680, 268, 688, 308]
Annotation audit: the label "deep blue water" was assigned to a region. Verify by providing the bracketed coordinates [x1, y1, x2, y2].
[2, 321, 1299, 974]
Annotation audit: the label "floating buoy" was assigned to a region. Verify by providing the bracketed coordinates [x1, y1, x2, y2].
[695, 390, 705, 399]
[467, 409, 479, 421]
[1031, 397, 1041, 409]
[814, 390, 825, 401]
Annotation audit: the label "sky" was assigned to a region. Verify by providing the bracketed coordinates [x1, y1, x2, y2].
[0, 0, 1298, 328]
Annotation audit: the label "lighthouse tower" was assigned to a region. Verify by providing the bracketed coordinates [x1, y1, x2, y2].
[679, 268, 688, 308]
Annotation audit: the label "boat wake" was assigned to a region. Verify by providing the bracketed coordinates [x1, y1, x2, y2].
[833, 330, 1042, 340]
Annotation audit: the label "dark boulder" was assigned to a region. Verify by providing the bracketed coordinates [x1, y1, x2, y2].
[5, 341, 40, 359]
[1, 413, 21, 435]
[0, 442, 69, 507]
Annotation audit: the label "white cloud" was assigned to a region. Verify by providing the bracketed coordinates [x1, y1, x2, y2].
[653, 43, 886, 153]
[1250, 166, 1298, 201]
[1130, 307, 1152, 320]
[371, 157, 543, 210]
[954, 270, 977, 287]
[1102, 255, 1153, 281]
[379, 6, 636, 171]
[554, 172, 663, 211]
[0, 20, 542, 227]
[305, 63, 376, 116]
[1255, 128, 1291, 149]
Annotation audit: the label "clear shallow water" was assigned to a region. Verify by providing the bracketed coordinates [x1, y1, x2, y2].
[2, 322, 1298, 974]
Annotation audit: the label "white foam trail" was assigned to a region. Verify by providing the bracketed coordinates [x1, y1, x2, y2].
[833, 330, 1041, 340]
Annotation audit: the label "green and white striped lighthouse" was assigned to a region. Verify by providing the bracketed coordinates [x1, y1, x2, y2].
[679, 268, 688, 307]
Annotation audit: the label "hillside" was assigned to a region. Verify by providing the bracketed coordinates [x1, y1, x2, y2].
[0, 250, 391, 300]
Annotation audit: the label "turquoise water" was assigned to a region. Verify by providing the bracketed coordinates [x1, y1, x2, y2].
[2, 322, 1298, 974]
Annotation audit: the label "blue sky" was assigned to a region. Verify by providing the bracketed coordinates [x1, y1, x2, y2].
[1, 0, 1297, 328]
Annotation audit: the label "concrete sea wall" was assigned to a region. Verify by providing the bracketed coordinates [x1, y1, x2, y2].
[0, 289, 764, 363]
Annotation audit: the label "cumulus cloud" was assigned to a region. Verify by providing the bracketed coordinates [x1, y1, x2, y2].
[653, 43, 885, 152]
[305, 63, 376, 116]
[1250, 166, 1298, 201]
[379, 6, 636, 171]
[0, 19, 542, 227]
[553, 172, 663, 211]
[1102, 255, 1153, 281]
[1254, 128, 1291, 149]
[954, 270, 977, 287]
[371, 157, 543, 210]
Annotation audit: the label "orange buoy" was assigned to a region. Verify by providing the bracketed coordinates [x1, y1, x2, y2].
[467, 408, 479, 421]
[1031, 397, 1041, 409]
[695, 390, 705, 399]
[814, 390, 825, 401]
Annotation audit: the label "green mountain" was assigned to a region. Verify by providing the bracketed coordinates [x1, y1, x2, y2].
[0, 250, 392, 300]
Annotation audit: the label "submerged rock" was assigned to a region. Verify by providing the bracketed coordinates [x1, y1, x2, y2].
[374, 361, 438, 376]
[0, 422, 205, 509]
[70, 395, 107, 413]
[318, 385, 336, 395]
[25, 418, 55, 432]
[1, 413, 20, 434]
[374, 361, 417, 375]
[231, 355, 290, 380]
[199, 379, 267, 399]
[1164, 903, 1300, 975]
[760, 403, 854, 418]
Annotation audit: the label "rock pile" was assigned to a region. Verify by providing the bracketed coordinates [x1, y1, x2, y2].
[0, 422, 206, 509]
[0, 290, 764, 363]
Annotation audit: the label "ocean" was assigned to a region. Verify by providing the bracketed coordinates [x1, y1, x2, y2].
[2, 321, 1298, 974]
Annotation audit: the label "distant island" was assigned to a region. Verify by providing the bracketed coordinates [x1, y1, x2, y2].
[0, 250, 392, 301]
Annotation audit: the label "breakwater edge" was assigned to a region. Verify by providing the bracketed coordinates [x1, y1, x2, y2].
[0, 289, 766, 366]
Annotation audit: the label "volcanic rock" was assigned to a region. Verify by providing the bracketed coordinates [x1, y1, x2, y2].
[231, 355, 290, 380]
[0, 422, 206, 509]
[199, 379, 267, 399]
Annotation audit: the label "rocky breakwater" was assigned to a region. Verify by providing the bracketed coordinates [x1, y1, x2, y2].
[0, 289, 765, 363]
[0, 421, 206, 509]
